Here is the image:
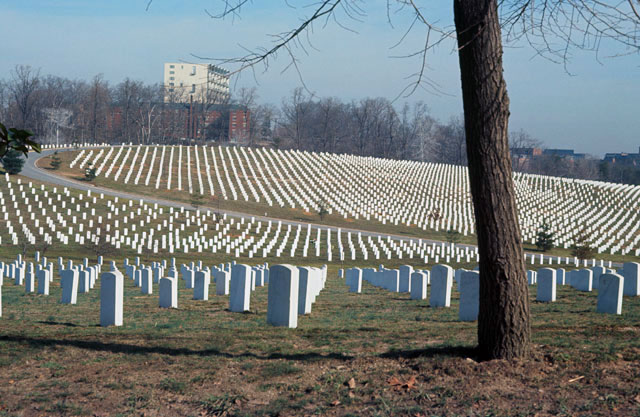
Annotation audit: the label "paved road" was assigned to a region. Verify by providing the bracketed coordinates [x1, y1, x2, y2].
[21, 147, 618, 267]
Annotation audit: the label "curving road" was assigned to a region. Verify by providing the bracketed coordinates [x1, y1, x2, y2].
[21, 147, 615, 267]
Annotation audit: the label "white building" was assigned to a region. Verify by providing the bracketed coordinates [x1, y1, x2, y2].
[163, 63, 230, 104]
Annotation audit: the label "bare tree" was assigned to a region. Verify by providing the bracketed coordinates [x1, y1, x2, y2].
[432, 116, 466, 165]
[85, 75, 110, 143]
[307, 97, 344, 153]
[133, 84, 162, 144]
[281, 87, 312, 150]
[114, 78, 145, 142]
[8, 65, 41, 130]
[233, 86, 259, 144]
[348, 98, 389, 156]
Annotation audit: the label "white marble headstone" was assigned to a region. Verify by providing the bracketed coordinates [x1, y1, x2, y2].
[100, 270, 123, 326]
[267, 264, 299, 328]
[597, 273, 623, 315]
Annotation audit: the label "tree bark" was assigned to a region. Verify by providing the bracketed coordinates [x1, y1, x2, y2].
[453, 0, 531, 360]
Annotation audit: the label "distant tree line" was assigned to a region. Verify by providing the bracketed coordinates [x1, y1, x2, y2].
[2, 65, 637, 184]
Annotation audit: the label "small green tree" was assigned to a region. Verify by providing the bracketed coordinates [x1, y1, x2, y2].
[50, 151, 62, 170]
[318, 200, 328, 221]
[84, 163, 96, 181]
[535, 221, 555, 252]
[571, 227, 594, 260]
[2, 149, 25, 174]
[446, 229, 461, 245]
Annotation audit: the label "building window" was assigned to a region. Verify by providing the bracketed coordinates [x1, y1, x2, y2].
[169, 82, 174, 87]
[191, 84, 196, 93]
[169, 88, 174, 92]
[191, 65, 196, 75]
[170, 64, 175, 68]
[169, 70, 175, 74]
[169, 76, 175, 80]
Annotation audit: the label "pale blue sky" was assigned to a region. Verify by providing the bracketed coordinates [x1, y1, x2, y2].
[1, 1, 638, 156]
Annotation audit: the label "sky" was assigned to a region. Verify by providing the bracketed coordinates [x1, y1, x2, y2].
[0, 0, 638, 157]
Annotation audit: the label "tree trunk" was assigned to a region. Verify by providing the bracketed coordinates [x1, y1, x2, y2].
[453, 0, 531, 360]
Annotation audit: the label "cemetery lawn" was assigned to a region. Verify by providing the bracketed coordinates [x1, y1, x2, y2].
[1, 263, 640, 416]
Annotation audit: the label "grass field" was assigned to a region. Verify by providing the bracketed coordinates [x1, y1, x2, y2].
[1, 261, 639, 416]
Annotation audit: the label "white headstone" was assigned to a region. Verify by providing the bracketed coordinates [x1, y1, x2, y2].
[597, 273, 623, 315]
[229, 264, 251, 312]
[100, 270, 123, 326]
[622, 262, 640, 296]
[14, 266, 24, 286]
[193, 270, 210, 300]
[591, 266, 606, 290]
[345, 268, 362, 293]
[159, 277, 178, 308]
[572, 269, 593, 292]
[398, 265, 413, 293]
[79, 270, 90, 293]
[384, 269, 399, 292]
[297, 267, 314, 315]
[410, 271, 428, 300]
[430, 264, 453, 308]
[141, 267, 153, 295]
[459, 271, 479, 321]
[214, 269, 230, 295]
[60, 269, 78, 304]
[537, 268, 556, 302]
[25, 269, 35, 293]
[184, 268, 194, 289]
[36, 269, 50, 295]
[267, 264, 299, 328]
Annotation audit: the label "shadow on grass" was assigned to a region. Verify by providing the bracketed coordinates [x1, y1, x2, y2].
[380, 345, 478, 360]
[0, 335, 354, 362]
[37, 320, 81, 327]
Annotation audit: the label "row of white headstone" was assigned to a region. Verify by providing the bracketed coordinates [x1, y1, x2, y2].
[0, 253, 326, 329]
[3, 173, 624, 269]
[75, 144, 640, 255]
[344, 262, 640, 319]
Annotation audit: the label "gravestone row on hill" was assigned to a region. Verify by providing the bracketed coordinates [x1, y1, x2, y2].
[67, 144, 640, 256]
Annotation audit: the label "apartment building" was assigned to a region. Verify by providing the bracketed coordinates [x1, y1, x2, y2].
[163, 63, 230, 104]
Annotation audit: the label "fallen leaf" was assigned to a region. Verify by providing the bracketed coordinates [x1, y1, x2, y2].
[387, 376, 402, 387]
[405, 375, 417, 390]
[634, 394, 640, 404]
[331, 400, 341, 406]
[346, 378, 356, 389]
[388, 375, 417, 391]
[348, 391, 355, 398]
